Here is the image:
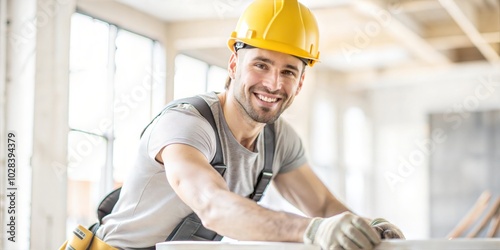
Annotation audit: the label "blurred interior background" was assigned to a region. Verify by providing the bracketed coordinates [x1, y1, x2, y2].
[0, 0, 499, 249]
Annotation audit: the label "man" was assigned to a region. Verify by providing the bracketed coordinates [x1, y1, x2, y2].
[96, 0, 404, 249]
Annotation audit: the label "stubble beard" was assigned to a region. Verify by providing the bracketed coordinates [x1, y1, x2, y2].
[233, 85, 289, 124]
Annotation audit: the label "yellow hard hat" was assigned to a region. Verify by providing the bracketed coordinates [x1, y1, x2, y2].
[228, 0, 320, 67]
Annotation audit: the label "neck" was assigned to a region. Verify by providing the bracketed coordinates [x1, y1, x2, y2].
[217, 92, 265, 151]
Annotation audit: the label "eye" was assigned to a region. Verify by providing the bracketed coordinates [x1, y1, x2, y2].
[254, 63, 268, 70]
[282, 70, 296, 78]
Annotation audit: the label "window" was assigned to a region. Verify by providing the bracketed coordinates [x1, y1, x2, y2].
[67, 13, 165, 235]
[344, 107, 372, 215]
[173, 54, 226, 98]
[311, 99, 337, 167]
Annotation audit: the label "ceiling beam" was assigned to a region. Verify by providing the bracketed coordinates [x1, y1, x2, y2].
[438, 0, 499, 63]
[353, 0, 449, 65]
[427, 32, 500, 50]
[399, 0, 442, 13]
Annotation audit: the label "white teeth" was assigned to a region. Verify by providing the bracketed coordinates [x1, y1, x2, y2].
[257, 94, 277, 103]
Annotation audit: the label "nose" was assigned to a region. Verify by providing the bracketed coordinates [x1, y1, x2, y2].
[262, 70, 282, 92]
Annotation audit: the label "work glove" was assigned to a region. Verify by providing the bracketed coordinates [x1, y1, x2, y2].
[370, 218, 405, 239]
[303, 212, 381, 250]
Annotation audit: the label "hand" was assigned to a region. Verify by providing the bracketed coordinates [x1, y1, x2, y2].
[370, 218, 405, 239]
[303, 212, 381, 250]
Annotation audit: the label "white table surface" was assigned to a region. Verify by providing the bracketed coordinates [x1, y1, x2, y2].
[156, 239, 500, 250]
[156, 241, 320, 250]
[376, 239, 500, 249]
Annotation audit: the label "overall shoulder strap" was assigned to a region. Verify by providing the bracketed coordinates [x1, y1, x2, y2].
[140, 96, 226, 173]
[249, 123, 275, 202]
[185, 97, 225, 168]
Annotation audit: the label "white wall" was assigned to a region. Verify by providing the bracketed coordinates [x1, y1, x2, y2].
[2, 0, 39, 248]
[30, 0, 76, 247]
[283, 62, 499, 239]
[1, 0, 77, 249]
[364, 62, 500, 239]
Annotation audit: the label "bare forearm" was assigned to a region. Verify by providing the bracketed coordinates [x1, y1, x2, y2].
[163, 145, 311, 242]
[273, 165, 352, 219]
[320, 197, 351, 218]
[198, 189, 311, 242]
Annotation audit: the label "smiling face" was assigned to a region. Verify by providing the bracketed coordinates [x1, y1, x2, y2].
[228, 48, 305, 124]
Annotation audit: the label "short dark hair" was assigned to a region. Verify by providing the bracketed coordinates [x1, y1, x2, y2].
[224, 75, 231, 90]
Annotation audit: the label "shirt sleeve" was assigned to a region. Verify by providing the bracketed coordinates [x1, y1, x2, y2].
[145, 104, 217, 165]
[274, 118, 308, 173]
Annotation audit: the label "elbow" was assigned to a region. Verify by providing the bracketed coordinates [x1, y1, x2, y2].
[192, 191, 223, 232]
[199, 213, 218, 232]
[196, 207, 222, 234]
[196, 189, 240, 234]
[174, 177, 229, 233]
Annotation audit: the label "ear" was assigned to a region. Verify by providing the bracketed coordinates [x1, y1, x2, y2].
[295, 71, 306, 95]
[228, 52, 238, 79]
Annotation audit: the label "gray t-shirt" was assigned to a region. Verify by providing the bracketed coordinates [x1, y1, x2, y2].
[96, 92, 307, 249]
